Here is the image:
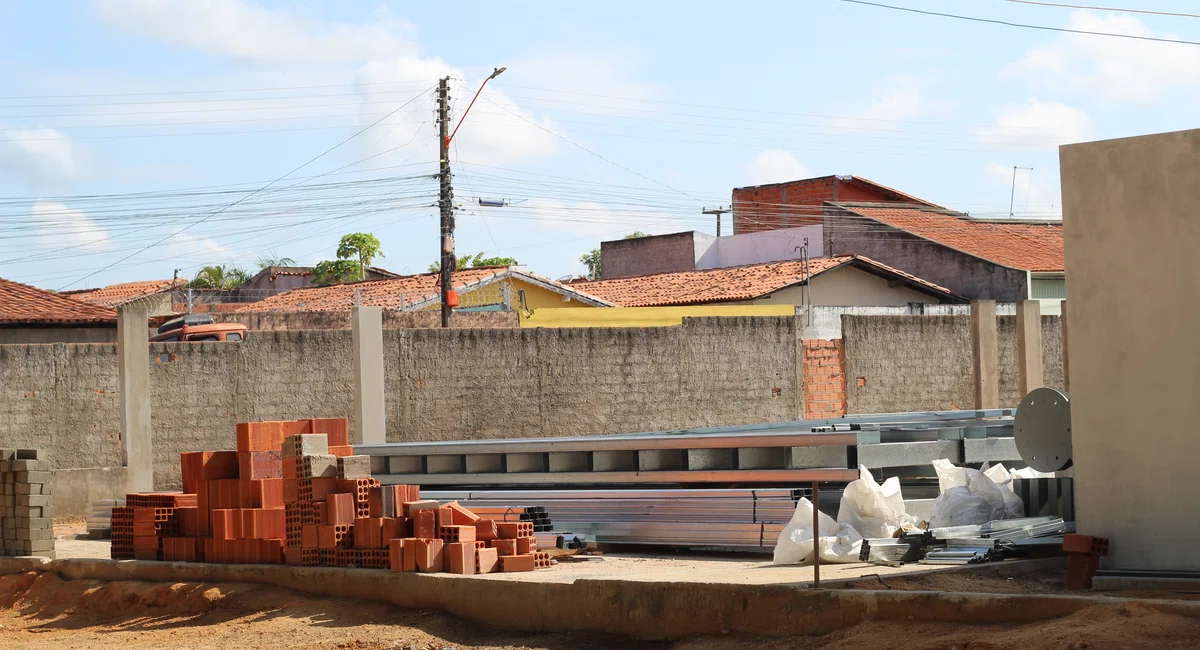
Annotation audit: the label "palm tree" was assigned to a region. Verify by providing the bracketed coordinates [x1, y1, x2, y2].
[255, 251, 297, 270]
[190, 265, 251, 289]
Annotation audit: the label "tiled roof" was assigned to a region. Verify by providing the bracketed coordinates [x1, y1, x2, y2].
[62, 278, 184, 307]
[0, 277, 118, 325]
[244, 267, 512, 312]
[844, 175, 943, 208]
[844, 205, 1064, 272]
[574, 255, 960, 307]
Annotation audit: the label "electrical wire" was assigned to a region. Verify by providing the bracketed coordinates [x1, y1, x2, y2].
[839, 0, 1200, 45]
[999, 0, 1200, 19]
[53, 84, 436, 290]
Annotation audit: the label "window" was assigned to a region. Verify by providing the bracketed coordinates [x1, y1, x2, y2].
[226, 332, 242, 342]
[187, 334, 220, 342]
[1030, 276, 1066, 300]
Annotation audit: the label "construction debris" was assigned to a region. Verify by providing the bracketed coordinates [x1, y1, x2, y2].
[859, 516, 1071, 566]
[111, 418, 552, 574]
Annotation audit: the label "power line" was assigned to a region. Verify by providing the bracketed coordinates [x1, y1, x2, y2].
[840, 0, 1200, 45]
[54, 84, 436, 290]
[999, 0, 1200, 19]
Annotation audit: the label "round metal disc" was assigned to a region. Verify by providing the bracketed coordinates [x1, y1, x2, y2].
[1013, 387, 1072, 472]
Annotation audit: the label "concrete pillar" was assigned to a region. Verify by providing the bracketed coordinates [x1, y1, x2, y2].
[117, 305, 153, 492]
[970, 300, 999, 410]
[1016, 300, 1044, 397]
[352, 306, 386, 445]
[1060, 299, 1069, 393]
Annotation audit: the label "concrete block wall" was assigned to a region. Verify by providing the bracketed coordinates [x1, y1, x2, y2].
[386, 317, 801, 442]
[802, 339, 846, 418]
[842, 314, 1063, 414]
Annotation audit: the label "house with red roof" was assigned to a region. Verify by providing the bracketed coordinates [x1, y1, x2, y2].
[726, 175, 1064, 303]
[0, 277, 119, 343]
[62, 278, 184, 316]
[574, 255, 964, 308]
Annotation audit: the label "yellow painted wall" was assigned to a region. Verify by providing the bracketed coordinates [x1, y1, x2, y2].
[520, 304, 794, 328]
[421, 277, 599, 311]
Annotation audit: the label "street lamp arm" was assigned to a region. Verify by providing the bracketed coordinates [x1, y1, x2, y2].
[445, 67, 506, 148]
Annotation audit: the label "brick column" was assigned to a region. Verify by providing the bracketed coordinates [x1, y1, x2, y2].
[971, 300, 999, 410]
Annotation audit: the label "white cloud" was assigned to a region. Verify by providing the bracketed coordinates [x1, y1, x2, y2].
[1003, 11, 1200, 102]
[355, 58, 557, 167]
[30, 200, 110, 252]
[95, 0, 415, 64]
[746, 149, 809, 186]
[976, 99, 1093, 150]
[824, 78, 955, 134]
[0, 128, 82, 186]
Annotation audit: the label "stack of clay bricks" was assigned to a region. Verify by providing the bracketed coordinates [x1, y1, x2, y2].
[111, 417, 552, 575]
[386, 501, 551, 574]
[0, 449, 55, 559]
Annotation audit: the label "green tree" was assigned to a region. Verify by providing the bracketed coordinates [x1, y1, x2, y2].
[312, 259, 361, 285]
[255, 251, 296, 270]
[579, 232, 648, 280]
[336, 233, 383, 280]
[189, 265, 250, 289]
[428, 252, 519, 273]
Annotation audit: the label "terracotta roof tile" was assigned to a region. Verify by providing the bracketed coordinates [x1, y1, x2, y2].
[245, 267, 509, 312]
[0, 277, 118, 325]
[845, 206, 1064, 272]
[63, 278, 184, 307]
[574, 256, 959, 307]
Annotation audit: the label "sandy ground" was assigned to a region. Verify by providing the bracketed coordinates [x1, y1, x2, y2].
[2, 570, 1200, 650]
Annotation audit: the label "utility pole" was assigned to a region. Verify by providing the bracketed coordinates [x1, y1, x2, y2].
[437, 77, 454, 327]
[1009, 166, 1033, 218]
[702, 206, 731, 237]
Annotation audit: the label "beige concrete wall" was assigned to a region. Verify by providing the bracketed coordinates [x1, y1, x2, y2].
[1060, 129, 1200, 571]
[0, 327, 117, 344]
[748, 266, 941, 308]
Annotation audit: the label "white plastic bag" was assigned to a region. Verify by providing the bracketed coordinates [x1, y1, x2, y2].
[928, 459, 1008, 527]
[837, 465, 917, 538]
[982, 462, 1027, 520]
[773, 497, 863, 565]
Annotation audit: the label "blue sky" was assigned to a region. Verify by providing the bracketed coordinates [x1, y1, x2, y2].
[0, 0, 1196, 290]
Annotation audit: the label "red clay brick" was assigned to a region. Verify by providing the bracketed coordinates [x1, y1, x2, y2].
[516, 536, 537, 554]
[309, 418, 350, 447]
[496, 522, 533, 539]
[445, 501, 480, 525]
[239, 450, 283, 480]
[413, 510, 436, 539]
[353, 517, 384, 549]
[326, 493, 355, 526]
[248, 479, 284, 508]
[499, 554, 535, 572]
[282, 457, 302, 480]
[284, 547, 302, 566]
[490, 539, 518, 556]
[211, 509, 236, 540]
[327, 445, 353, 457]
[381, 517, 408, 542]
[301, 524, 319, 548]
[283, 479, 299, 504]
[475, 546, 499, 574]
[474, 519, 498, 541]
[388, 538, 407, 572]
[438, 525, 476, 543]
[434, 505, 455, 530]
[236, 421, 286, 453]
[317, 525, 340, 549]
[413, 538, 444, 573]
[400, 538, 419, 572]
[445, 542, 476, 575]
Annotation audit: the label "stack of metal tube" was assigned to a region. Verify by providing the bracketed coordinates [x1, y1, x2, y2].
[424, 488, 799, 549]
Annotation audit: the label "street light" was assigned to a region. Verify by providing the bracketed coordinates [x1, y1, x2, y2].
[445, 67, 506, 149]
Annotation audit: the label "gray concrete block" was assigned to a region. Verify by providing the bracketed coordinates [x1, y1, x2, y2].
[10, 458, 51, 474]
[14, 483, 44, 495]
[15, 471, 51, 485]
[282, 434, 328, 458]
[302, 455, 338, 478]
[15, 506, 42, 518]
[14, 494, 50, 507]
[0, 449, 15, 461]
[337, 455, 372, 479]
[25, 517, 51, 529]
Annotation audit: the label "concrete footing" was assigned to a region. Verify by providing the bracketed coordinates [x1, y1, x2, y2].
[3, 557, 1199, 640]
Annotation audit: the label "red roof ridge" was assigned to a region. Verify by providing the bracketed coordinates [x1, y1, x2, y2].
[0, 276, 118, 325]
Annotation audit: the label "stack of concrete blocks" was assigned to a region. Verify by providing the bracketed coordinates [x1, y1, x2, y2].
[0, 449, 55, 559]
